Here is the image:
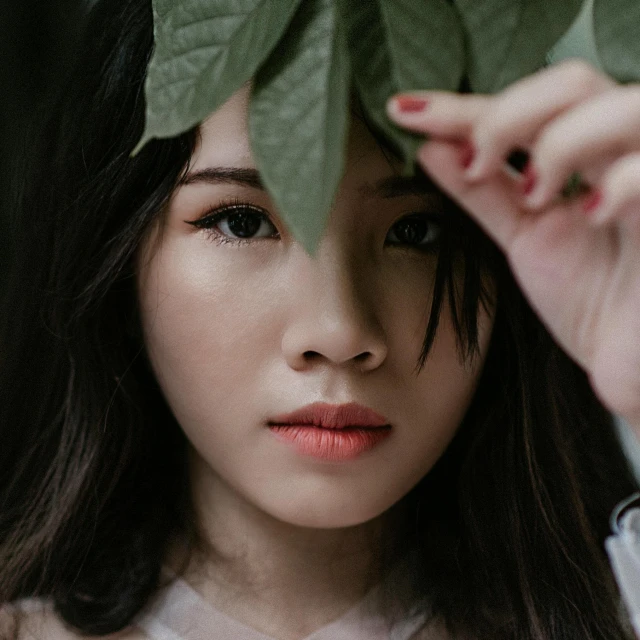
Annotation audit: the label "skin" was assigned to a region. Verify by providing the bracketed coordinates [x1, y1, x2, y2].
[135, 83, 494, 639]
[388, 59, 640, 435]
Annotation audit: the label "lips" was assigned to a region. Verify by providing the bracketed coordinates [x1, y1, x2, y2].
[267, 402, 391, 461]
[268, 401, 389, 429]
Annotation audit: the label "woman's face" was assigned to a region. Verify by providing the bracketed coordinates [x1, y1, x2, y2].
[137, 84, 494, 529]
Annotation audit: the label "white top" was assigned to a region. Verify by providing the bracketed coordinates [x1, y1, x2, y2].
[131, 547, 447, 640]
[133, 571, 442, 640]
[7, 550, 447, 639]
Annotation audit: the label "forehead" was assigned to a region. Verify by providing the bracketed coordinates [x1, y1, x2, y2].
[191, 82, 397, 167]
[186, 82, 440, 200]
[190, 83, 255, 170]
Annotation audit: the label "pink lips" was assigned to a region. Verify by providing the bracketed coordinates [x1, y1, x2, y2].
[269, 401, 389, 428]
[267, 402, 391, 461]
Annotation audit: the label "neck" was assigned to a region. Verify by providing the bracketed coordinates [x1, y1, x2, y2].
[166, 449, 411, 640]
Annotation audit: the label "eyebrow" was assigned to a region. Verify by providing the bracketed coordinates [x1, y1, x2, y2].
[179, 166, 440, 198]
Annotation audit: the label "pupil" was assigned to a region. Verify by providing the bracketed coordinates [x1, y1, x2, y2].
[228, 211, 261, 238]
[396, 217, 428, 244]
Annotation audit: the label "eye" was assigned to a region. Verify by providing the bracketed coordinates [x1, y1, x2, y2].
[385, 213, 442, 251]
[187, 200, 279, 245]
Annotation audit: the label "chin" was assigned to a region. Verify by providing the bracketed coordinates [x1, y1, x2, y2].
[265, 494, 397, 530]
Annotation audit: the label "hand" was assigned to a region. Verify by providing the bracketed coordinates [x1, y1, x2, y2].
[387, 59, 640, 432]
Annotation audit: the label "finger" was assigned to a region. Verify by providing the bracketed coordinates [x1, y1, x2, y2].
[415, 138, 525, 250]
[523, 86, 640, 209]
[418, 137, 610, 375]
[587, 152, 640, 228]
[386, 91, 489, 139]
[416, 139, 585, 282]
[466, 59, 615, 182]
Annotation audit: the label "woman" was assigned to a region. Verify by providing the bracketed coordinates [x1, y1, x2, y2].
[0, 0, 638, 638]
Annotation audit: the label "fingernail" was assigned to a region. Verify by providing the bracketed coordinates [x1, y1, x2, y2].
[583, 189, 603, 216]
[393, 96, 430, 113]
[459, 140, 476, 170]
[521, 162, 538, 196]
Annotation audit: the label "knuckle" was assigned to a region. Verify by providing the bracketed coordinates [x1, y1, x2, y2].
[531, 135, 566, 177]
[558, 58, 604, 93]
[472, 100, 513, 150]
[456, 94, 490, 122]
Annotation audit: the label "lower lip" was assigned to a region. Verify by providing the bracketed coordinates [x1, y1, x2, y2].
[268, 425, 391, 461]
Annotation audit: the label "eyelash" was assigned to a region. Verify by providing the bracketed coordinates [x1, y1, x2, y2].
[187, 197, 278, 247]
[187, 196, 444, 252]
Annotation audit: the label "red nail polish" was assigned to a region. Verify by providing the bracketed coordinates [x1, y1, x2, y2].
[395, 96, 429, 113]
[583, 189, 603, 215]
[459, 140, 475, 170]
[521, 163, 538, 196]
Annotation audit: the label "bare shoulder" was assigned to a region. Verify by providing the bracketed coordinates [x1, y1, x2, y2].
[0, 604, 148, 640]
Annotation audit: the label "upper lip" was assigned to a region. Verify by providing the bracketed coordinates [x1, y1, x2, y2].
[268, 402, 390, 429]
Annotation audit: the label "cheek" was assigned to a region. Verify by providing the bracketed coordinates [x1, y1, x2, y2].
[371, 303, 493, 511]
[136, 240, 281, 433]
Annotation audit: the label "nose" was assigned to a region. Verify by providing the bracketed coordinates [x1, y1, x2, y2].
[281, 244, 388, 373]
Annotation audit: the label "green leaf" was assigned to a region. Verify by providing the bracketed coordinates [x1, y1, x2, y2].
[546, 0, 601, 69]
[249, 0, 350, 256]
[455, 0, 584, 92]
[153, 0, 174, 20]
[340, 0, 465, 173]
[133, 0, 303, 154]
[593, 0, 640, 82]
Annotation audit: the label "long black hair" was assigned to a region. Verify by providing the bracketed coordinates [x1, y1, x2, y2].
[0, 0, 636, 638]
